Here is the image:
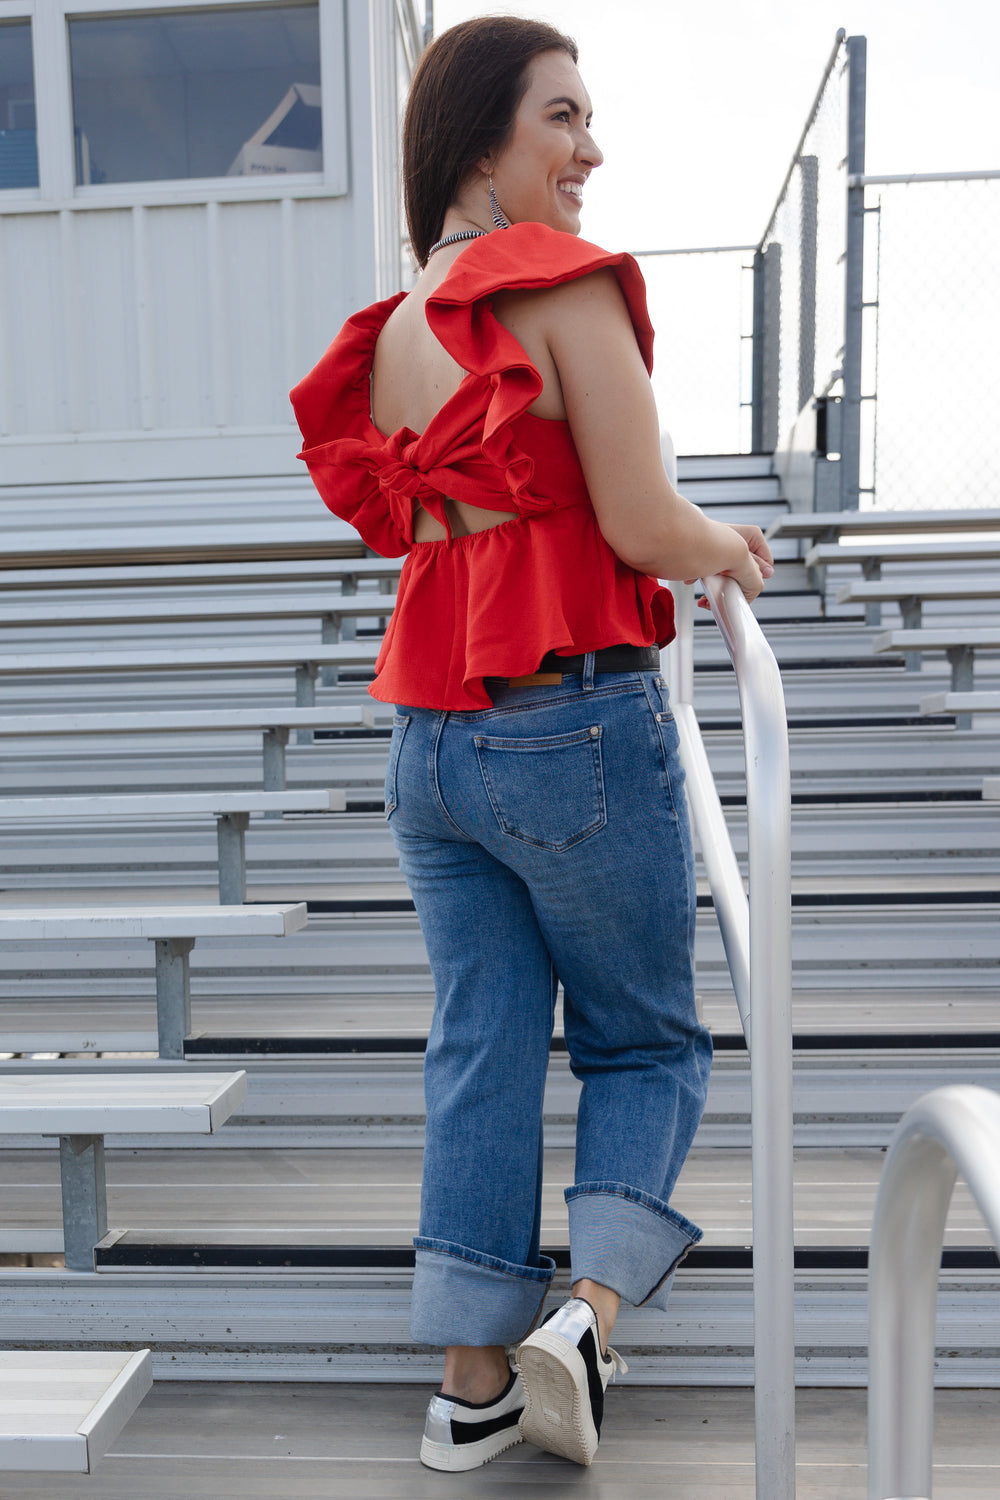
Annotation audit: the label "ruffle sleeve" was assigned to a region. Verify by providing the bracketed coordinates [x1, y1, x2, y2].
[290, 293, 413, 557]
[424, 223, 654, 508]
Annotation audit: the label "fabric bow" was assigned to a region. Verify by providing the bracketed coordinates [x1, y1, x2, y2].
[313, 431, 448, 544]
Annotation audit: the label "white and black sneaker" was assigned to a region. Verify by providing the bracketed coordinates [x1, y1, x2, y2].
[515, 1297, 628, 1465]
[419, 1368, 524, 1471]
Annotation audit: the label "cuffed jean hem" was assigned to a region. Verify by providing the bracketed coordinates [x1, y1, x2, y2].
[566, 1181, 702, 1311]
[410, 1237, 556, 1347]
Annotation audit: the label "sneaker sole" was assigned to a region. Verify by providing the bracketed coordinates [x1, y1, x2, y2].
[419, 1427, 523, 1472]
[516, 1329, 599, 1466]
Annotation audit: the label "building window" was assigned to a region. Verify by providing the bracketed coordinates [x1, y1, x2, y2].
[0, 21, 38, 190]
[68, 3, 322, 186]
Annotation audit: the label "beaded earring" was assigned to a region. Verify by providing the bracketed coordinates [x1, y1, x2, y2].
[488, 174, 510, 230]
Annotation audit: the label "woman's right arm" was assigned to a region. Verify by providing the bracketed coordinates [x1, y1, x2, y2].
[542, 269, 771, 601]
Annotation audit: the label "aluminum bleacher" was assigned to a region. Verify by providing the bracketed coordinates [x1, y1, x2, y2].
[1, 456, 998, 1401]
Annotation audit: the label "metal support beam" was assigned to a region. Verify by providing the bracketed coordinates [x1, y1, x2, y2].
[840, 35, 867, 510]
[153, 936, 196, 1060]
[294, 663, 318, 744]
[58, 1134, 107, 1272]
[947, 645, 975, 729]
[320, 613, 350, 687]
[262, 727, 290, 791]
[900, 598, 922, 671]
[859, 555, 882, 625]
[216, 811, 250, 904]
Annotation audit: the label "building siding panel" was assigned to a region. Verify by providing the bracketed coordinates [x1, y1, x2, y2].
[218, 199, 286, 428]
[146, 204, 215, 430]
[72, 208, 140, 434]
[3, 212, 67, 436]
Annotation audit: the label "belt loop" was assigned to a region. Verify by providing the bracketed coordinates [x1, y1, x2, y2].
[582, 651, 596, 692]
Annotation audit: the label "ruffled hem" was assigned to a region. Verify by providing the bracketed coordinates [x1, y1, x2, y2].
[370, 509, 673, 711]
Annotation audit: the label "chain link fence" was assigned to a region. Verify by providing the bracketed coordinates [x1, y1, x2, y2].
[628, 35, 853, 467]
[864, 174, 1000, 510]
[757, 35, 849, 451]
[624, 38, 999, 515]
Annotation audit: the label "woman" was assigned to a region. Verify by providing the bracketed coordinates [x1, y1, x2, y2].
[292, 16, 772, 1472]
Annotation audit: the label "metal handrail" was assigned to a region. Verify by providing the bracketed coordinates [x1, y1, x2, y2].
[850, 168, 1000, 186]
[663, 574, 795, 1499]
[632, 244, 757, 257]
[868, 1084, 1000, 1500]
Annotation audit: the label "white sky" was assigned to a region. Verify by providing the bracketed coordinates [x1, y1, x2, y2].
[430, 0, 1000, 253]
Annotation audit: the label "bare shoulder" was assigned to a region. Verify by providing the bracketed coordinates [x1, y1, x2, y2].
[492, 266, 628, 333]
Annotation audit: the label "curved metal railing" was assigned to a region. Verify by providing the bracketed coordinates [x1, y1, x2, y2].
[868, 1084, 1000, 1500]
[663, 573, 795, 1499]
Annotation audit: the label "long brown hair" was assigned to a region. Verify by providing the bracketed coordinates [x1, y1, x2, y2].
[403, 17, 578, 267]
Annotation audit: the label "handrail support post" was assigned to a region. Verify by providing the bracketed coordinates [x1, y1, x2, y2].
[666, 576, 796, 1497]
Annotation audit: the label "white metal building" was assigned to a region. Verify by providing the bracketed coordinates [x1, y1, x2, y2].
[0, 0, 422, 489]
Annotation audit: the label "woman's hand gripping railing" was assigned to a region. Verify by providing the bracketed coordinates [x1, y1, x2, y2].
[868, 1084, 1000, 1500]
[664, 574, 796, 1500]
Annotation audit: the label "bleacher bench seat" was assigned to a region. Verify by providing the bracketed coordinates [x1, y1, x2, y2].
[0, 906, 306, 1058]
[0, 1350, 152, 1473]
[0, 1072, 246, 1270]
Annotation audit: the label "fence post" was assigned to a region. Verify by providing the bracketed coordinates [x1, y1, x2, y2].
[752, 244, 781, 453]
[798, 155, 818, 418]
[841, 35, 867, 510]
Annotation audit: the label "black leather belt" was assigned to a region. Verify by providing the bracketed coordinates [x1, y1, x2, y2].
[537, 644, 660, 674]
[487, 644, 660, 687]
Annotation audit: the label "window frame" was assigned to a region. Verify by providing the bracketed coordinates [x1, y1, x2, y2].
[0, 5, 41, 199]
[0, 0, 345, 205]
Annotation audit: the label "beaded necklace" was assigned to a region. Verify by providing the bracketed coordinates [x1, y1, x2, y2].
[426, 228, 487, 259]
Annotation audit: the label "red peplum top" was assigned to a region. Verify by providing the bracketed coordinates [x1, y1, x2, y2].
[290, 221, 675, 711]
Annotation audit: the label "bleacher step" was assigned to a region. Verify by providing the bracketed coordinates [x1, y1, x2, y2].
[1, 874, 997, 908]
[0, 1141, 992, 1253]
[1, 983, 998, 1058]
[3, 1054, 1000, 1149]
[0, 1267, 996, 1386]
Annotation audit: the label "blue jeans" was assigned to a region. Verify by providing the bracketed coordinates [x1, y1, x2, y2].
[386, 663, 711, 1347]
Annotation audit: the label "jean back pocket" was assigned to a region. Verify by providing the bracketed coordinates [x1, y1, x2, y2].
[474, 725, 606, 851]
